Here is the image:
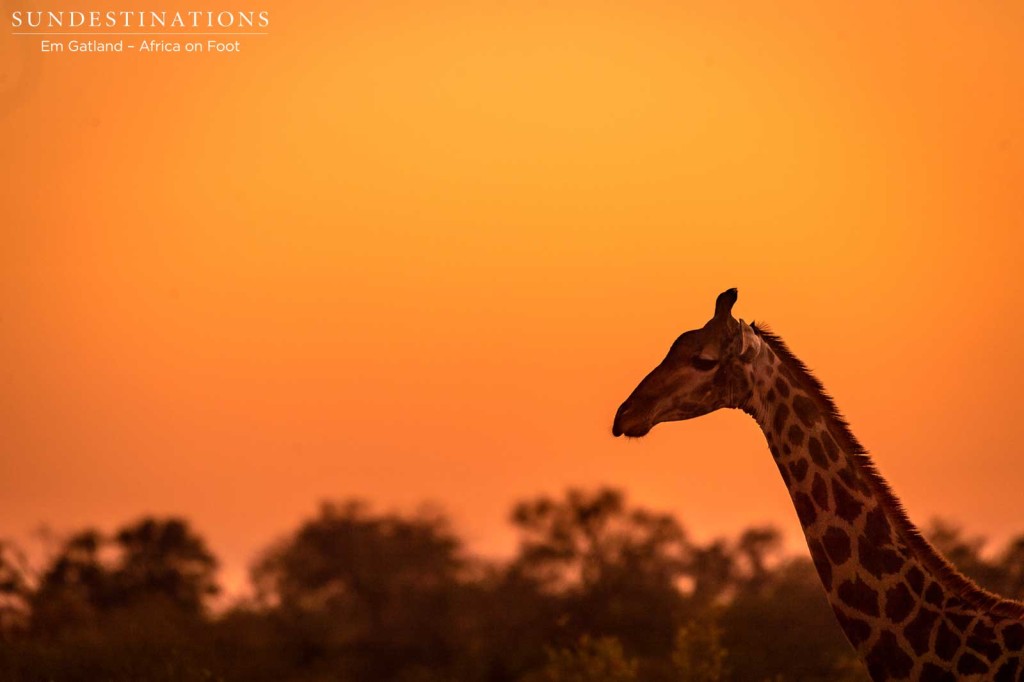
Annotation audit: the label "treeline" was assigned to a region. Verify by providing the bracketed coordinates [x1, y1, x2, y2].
[2, 488, 1024, 681]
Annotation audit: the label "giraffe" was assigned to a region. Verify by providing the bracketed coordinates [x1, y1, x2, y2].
[612, 289, 1024, 681]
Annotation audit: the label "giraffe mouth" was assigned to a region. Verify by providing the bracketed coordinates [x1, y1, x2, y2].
[612, 403, 653, 438]
[612, 422, 652, 438]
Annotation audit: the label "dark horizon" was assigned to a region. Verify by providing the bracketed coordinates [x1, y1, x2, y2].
[5, 486, 1024, 680]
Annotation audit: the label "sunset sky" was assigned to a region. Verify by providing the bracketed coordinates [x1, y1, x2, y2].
[3, 1, 1023, 594]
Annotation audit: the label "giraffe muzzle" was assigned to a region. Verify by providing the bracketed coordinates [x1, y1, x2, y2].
[612, 402, 652, 438]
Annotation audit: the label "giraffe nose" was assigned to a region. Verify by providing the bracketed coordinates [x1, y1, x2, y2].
[612, 402, 630, 437]
[612, 401, 650, 438]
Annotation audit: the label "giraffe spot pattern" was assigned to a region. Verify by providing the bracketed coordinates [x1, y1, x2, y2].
[838, 465, 858, 490]
[838, 577, 879, 617]
[934, 620, 960, 661]
[864, 506, 892, 546]
[750, 344, 1024, 679]
[906, 566, 925, 595]
[947, 612, 974, 632]
[789, 459, 809, 483]
[905, 607, 940, 655]
[859, 535, 903, 579]
[919, 663, 956, 682]
[807, 437, 828, 468]
[883, 582, 914, 624]
[924, 582, 944, 607]
[823, 526, 851, 564]
[811, 473, 830, 511]
[792, 394, 820, 426]
[765, 388, 776, 403]
[778, 463, 792, 488]
[968, 621, 1002, 662]
[794, 492, 817, 527]
[1002, 622, 1024, 649]
[968, 633, 1003, 663]
[956, 651, 990, 676]
[779, 363, 799, 383]
[832, 480, 864, 523]
[865, 630, 914, 680]
[994, 657, 1019, 682]
[833, 608, 871, 647]
[774, 376, 790, 398]
[807, 538, 832, 591]
[973, 621, 996, 640]
[820, 430, 840, 462]
[773, 403, 790, 435]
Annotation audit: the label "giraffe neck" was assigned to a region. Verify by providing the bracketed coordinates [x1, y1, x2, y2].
[739, 326, 1024, 680]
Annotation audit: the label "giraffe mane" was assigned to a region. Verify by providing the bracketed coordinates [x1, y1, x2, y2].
[751, 322, 1024, 621]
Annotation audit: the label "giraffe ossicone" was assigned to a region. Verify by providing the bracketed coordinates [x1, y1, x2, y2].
[613, 289, 1024, 682]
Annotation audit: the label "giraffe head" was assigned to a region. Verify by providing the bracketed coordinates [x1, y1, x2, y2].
[612, 288, 762, 438]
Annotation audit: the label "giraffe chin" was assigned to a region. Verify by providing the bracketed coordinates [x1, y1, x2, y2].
[611, 420, 652, 439]
[613, 405, 715, 437]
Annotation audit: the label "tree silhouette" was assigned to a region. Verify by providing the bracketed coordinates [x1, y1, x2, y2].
[110, 517, 219, 614]
[30, 529, 107, 633]
[251, 500, 470, 680]
[672, 617, 729, 682]
[734, 526, 783, 594]
[30, 518, 218, 635]
[510, 488, 690, 590]
[509, 488, 691, 662]
[527, 635, 638, 682]
[4, 519, 220, 681]
[0, 541, 31, 639]
[718, 557, 868, 681]
[4, 490, 1024, 682]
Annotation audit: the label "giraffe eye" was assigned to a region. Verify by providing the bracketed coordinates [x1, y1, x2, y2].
[691, 356, 718, 371]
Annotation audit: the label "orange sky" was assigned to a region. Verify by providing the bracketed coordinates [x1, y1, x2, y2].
[2, 1, 1023, 594]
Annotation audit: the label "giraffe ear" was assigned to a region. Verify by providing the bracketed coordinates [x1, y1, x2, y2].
[738, 319, 761, 359]
[714, 288, 738, 319]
